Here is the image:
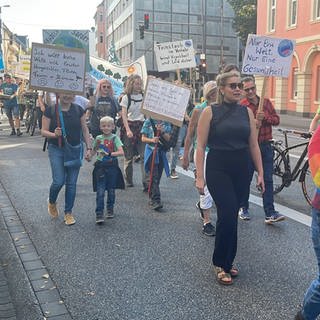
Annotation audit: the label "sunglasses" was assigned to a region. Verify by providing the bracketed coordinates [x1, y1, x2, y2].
[102, 85, 111, 89]
[244, 86, 256, 93]
[227, 83, 243, 90]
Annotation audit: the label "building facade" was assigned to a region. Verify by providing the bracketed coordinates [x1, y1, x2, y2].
[96, 0, 239, 79]
[94, 0, 108, 59]
[257, 0, 320, 116]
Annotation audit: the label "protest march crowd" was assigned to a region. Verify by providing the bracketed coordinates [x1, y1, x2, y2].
[1, 63, 320, 319]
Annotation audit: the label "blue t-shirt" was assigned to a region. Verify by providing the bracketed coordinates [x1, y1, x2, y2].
[1, 83, 18, 107]
[141, 119, 172, 149]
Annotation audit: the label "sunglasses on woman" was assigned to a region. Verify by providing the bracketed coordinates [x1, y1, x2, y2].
[226, 83, 243, 90]
[102, 85, 111, 89]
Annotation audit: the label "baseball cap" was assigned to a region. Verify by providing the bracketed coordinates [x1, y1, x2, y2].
[4, 73, 11, 78]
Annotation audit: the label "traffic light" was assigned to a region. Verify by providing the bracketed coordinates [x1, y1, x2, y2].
[199, 59, 207, 75]
[144, 14, 149, 30]
[139, 25, 144, 39]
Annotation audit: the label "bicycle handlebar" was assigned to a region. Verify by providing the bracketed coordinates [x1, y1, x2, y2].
[277, 128, 312, 139]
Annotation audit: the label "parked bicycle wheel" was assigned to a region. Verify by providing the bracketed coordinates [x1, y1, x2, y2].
[29, 109, 37, 136]
[301, 162, 314, 206]
[272, 144, 289, 194]
[25, 108, 32, 133]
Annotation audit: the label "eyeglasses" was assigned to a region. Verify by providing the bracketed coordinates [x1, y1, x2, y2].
[102, 85, 111, 89]
[244, 86, 256, 93]
[226, 83, 243, 90]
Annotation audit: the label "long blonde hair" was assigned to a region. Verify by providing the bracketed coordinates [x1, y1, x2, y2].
[124, 74, 143, 95]
[216, 71, 240, 105]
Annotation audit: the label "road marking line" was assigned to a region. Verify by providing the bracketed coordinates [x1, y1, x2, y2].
[175, 166, 311, 227]
[0, 143, 27, 150]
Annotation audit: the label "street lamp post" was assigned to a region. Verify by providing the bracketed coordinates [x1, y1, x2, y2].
[0, 5, 10, 71]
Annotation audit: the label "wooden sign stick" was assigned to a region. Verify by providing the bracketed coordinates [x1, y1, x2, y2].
[258, 77, 267, 112]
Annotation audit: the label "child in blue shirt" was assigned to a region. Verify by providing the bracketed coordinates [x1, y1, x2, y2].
[141, 118, 172, 210]
[91, 116, 124, 223]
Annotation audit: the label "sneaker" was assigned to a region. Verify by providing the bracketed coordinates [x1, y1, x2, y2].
[48, 202, 59, 218]
[196, 201, 204, 221]
[16, 129, 23, 136]
[106, 208, 114, 219]
[265, 211, 285, 224]
[202, 222, 216, 236]
[238, 207, 251, 220]
[96, 212, 105, 224]
[170, 169, 178, 179]
[149, 201, 163, 211]
[64, 213, 76, 226]
[10, 129, 16, 136]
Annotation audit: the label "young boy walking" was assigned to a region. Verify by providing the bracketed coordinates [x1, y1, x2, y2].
[91, 116, 124, 224]
[141, 118, 172, 210]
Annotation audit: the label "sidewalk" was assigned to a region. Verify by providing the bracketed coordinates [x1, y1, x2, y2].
[278, 112, 311, 130]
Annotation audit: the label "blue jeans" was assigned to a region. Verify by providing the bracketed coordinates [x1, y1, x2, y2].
[95, 167, 117, 213]
[170, 124, 187, 170]
[48, 144, 80, 213]
[241, 142, 275, 216]
[301, 207, 320, 320]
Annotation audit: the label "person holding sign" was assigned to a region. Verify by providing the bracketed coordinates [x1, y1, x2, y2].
[238, 76, 284, 224]
[120, 74, 147, 190]
[141, 118, 172, 210]
[196, 71, 264, 285]
[41, 93, 92, 226]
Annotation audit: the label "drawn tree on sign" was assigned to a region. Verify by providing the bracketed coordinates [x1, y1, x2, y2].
[113, 72, 121, 81]
[105, 69, 113, 76]
[97, 64, 105, 72]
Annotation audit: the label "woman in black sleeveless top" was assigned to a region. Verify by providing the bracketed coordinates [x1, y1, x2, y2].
[195, 72, 264, 285]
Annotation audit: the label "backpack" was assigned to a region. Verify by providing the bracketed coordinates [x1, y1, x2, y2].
[116, 94, 143, 127]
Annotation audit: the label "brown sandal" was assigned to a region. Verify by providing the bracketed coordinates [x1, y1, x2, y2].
[230, 265, 239, 278]
[214, 266, 233, 285]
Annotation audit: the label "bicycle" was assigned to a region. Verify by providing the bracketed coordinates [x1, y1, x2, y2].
[272, 128, 313, 205]
[24, 92, 39, 136]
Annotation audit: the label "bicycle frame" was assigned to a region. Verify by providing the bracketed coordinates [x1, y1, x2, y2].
[280, 139, 309, 182]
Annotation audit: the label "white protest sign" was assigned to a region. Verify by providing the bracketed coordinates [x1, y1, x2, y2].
[141, 77, 191, 127]
[154, 40, 196, 72]
[29, 43, 86, 94]
[242, 34, 295, 78]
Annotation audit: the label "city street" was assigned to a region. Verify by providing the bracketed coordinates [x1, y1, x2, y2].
[0, 116, 316, 320]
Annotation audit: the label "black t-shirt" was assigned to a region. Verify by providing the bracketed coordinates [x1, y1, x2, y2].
[90, 96, 120, 137]
[44, 103, 84, 146]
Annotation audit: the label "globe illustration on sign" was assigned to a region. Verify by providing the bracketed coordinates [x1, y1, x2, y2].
[184, 40, 192, 48]
[278, 39, 294, 57]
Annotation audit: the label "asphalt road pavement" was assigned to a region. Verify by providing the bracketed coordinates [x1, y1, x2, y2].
[0, 117, 316, 320]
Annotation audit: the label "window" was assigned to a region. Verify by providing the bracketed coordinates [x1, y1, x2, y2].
[100, 14, 103, 22]
[317, 66, 320, 101]
[292, 67, 298, 99]
[288, 0, 297, 26]
[100, 33, 103, 43]
[268, 0, 276, 31]
[313, 0, 320, 20]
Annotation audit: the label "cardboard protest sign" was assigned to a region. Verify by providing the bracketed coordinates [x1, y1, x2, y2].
[141, 77, 191, 127]
[29, 43, 86, 94]
[242, 34, 295, 78]
[154, 40, 196, 72]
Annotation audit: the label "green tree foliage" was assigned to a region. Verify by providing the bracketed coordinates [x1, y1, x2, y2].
[105, 69, 113, 76]
[227, 0, 257, 45]
[113, 72, 121, 81]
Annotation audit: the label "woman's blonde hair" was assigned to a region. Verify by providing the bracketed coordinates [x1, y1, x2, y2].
[216, 71, 240, 104]
[95, 79, 114, 97]
[124, 74, 143, 95]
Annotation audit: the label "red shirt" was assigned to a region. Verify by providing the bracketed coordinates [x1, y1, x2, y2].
[240, 97, 280, 143]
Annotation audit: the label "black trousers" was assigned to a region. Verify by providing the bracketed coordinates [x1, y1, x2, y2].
[206, 148, 249, 272]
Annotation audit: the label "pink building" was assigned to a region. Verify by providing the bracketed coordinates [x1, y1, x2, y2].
[257, 0, 320, 116]
[94, 1, 107, 60]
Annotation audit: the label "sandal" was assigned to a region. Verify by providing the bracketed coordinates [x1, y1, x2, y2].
[230, 265, 239, 278]
[214, 266, 233, 285]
